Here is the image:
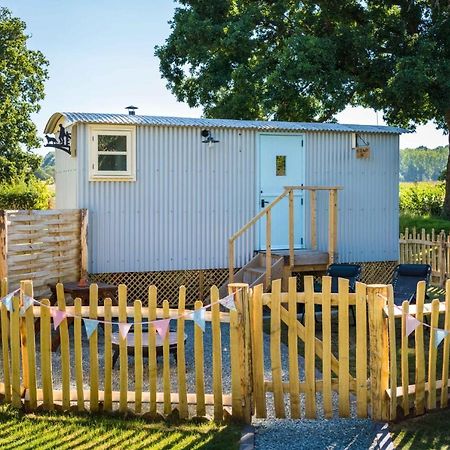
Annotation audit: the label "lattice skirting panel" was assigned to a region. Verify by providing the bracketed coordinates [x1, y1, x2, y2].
[89, 269, 230, 307]
[293, 260, 398, 290]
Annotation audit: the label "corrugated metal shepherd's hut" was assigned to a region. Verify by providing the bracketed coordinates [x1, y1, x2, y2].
[44, 111, 404, 303]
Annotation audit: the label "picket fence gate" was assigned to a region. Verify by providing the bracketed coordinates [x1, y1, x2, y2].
[0, 277, 449, 423]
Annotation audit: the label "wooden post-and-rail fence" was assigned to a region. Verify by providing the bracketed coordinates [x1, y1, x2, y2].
[1, 276, 450, 422]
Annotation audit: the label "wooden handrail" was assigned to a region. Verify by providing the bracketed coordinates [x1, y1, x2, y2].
[228, 185, 340, 284]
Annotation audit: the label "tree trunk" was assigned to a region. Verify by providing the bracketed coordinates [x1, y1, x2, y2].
[441, 110, 450, 219]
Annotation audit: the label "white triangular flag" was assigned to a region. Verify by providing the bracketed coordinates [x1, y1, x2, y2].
[219, 293, 236, 311]
[118, 322, 132, 339]
[405, 315, 421, 337]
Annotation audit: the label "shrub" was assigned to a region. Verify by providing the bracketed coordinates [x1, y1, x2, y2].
[399, 182, 445, 216]
[0, 178, 52, 210]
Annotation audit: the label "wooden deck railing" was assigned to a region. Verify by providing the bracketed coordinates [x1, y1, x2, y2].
[228, 186, 341, 284]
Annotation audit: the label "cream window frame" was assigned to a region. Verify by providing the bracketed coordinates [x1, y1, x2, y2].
[89, 125, 136, 181]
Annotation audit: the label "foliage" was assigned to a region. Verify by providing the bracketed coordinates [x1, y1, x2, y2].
[0, 7, 48, 182]
[35, 151, 55, 181]
[399, 182, 445, 216]
[390, 408, 450, 449]
[157, 1, 450, 215]
[0, 178, 52, 210]
[400, 146, 448, 182]
[0, 405, 241, 449]
[399, 212, 450, 235]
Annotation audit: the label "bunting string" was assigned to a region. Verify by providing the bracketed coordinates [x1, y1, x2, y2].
[378, 293, 450, 348]
[0, 288, 240, 339]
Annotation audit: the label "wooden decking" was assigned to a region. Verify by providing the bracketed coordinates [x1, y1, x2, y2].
[261, 249, 329, 268]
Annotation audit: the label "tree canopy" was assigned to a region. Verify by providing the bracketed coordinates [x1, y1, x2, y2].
[0, 7, 48, 182]
[156, 1, 450, 214]
[400, 146, 449, 182]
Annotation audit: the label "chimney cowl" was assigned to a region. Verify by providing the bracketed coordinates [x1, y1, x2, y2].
[125, 105, 138, 115]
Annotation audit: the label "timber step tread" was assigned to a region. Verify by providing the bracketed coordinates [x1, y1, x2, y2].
[259, 249, 329, 266]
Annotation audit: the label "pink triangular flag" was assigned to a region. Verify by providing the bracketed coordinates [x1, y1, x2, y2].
[52, 309, 67, 330]
[118, 322, 132, 339]
[153, 318, 171, 339]
[405, 314, 421, 337]
[219, 293, 236, 311]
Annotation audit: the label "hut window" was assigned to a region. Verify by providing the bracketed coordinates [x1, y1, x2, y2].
[276, 155, 286, 176]
[89, 125, 136, 181]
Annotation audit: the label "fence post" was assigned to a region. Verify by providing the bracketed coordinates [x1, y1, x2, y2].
[228, 283, 252, 424]
[367, 284, 390, 421]
[0, 211, 7, 281]
[80, 209, 89, 280]
[439, 231, 446, 287]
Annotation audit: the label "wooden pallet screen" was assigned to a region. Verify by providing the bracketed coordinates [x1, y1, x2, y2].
[0, 210, 87, 298]
[400, 227, 447, 285]
[0, 279, 250, 422]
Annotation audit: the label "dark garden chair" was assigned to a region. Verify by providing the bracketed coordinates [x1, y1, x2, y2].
[299, 263, 362, 324]
[392, 263, 432, 306]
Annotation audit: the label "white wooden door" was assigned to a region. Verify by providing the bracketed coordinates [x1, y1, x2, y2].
[259, 134, 305, 250]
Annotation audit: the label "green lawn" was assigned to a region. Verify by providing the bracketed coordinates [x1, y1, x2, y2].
[400, 212, 450, 235]
[390, 408, 450, 449]
[0, 405, 241, 450]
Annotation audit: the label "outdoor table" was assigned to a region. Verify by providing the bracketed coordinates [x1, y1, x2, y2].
[47, 281, 118, 351]
[111, 331, 187, 368]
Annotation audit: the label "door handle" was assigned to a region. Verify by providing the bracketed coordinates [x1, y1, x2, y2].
[261, 199, 270, 208]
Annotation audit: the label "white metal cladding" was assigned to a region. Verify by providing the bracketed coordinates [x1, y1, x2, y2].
[45, 112, 406, 135]
[304, 132, 399, 262]
[55, 149, 77, 209]
[76, 124, 257, 273]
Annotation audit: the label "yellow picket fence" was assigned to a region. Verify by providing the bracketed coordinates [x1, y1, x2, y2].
[400, 227, 448, 284]
[1, 276, 450, 423]
[0, 279, 252, 422]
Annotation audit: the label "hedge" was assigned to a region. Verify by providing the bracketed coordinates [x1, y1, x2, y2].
[0, 178, 53, 210]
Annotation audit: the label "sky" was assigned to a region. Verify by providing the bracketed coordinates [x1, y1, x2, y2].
[3, 0, 448, 155]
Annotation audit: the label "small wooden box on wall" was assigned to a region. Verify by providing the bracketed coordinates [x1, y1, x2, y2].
[355, 146, 370, 159]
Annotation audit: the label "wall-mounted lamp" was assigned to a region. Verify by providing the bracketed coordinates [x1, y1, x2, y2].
[201, 129, 219, 146]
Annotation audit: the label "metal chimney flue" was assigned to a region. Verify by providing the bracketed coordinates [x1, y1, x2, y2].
[125, 105, 138, 115]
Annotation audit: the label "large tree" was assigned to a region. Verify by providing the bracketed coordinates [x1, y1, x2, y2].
[156, 1, 450, 215]
[0, 7, 48, 182]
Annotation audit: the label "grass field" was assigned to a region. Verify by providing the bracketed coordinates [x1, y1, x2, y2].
[0, 405, 241, 450]
[400, 212, 450, 235]
[390, 408, 450, 449]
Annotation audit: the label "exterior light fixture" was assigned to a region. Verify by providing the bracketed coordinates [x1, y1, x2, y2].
[201, 129, 219, 145]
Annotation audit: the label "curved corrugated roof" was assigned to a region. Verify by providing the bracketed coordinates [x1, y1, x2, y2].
[44, 112, 407, 134]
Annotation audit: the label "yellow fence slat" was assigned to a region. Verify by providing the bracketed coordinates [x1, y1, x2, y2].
[134, 300, 143, 414]
[415, 281, 426, 415]
[194, 300, 205, 417]
[74, 298, 84, 411]
[441, 279, 450, 407]
[338, 278, 350, 417]
[401, 301, 410, 416]
[177, 286, 188, 419]
[321, 276, 332, 418]
[355, 282, 367, 418]
[148, 286, 157, 417]
[163, 300, 171, 415]
[230, 288, 243, 420]
[56, 283, 71, 410]
[22, 280, 37, 410]
[118, 284, 128, 413]
[270, 279, 285, 418]
[252, 283, 266, 418]
[288, 277, 300, 419]
[103, 298, 113, 412]
[89, 284, 99, 412]
[304, 276, 316, 419]
[0, 279, 11, 403]
[40, 298, 53, 410]
[211, 286, 223, 421]
[10, 296, 21, 408]
[387, 285, 397, 420]
[427, 299, 439, 410]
